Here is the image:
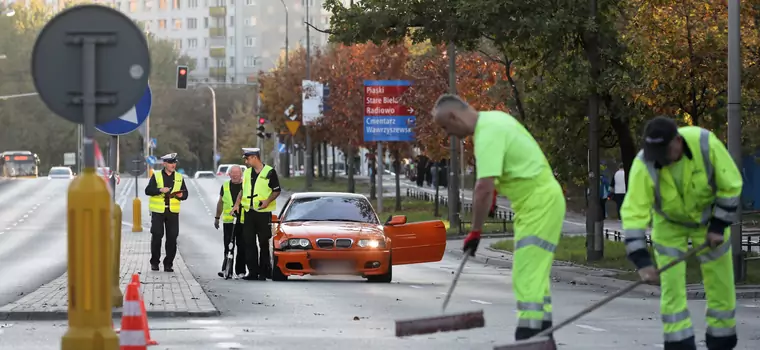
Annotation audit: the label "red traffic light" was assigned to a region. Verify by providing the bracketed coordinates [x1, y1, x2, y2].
[259, 117, 266, 124]
[179, 68, 187, 75]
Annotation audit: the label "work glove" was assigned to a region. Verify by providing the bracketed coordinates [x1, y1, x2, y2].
[637, 265, 660, 285]
[214, 218, 220, 230]
[463, 230, 481, 256]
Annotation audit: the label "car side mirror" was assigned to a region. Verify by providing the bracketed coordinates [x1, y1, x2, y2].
[385, 215, 407, 226]
[271, 214, 279, 223]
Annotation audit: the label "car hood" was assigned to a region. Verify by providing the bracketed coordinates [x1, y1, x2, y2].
[278, 221, 384, 239]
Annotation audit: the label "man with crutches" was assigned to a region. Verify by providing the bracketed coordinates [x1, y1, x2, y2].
[621, 116, 742, 350]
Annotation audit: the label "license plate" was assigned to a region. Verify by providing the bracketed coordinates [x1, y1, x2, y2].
[318, 261, 354, 272]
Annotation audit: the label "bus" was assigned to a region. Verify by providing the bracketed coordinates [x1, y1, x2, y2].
[0, 151, 40, 178]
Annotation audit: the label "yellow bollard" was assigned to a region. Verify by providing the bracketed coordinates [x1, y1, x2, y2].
[111, 204, 123, 308]
[132, 197, 143, 232]
[61, 168, 119, 350]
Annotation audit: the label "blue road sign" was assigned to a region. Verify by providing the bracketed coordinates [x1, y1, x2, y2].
[149, 138, 157, 149]
[214, 153, 221, 162]
[278, 143, 286, 153]
[146, 155, 157, 165]
[363, 116, 416, 142]
[96, 84, 152, 135]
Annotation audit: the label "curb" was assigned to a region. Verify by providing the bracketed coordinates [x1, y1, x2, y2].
[0, 308, 221, 321]
[446, 233, 513, 241]
[446, 248, 759, 300]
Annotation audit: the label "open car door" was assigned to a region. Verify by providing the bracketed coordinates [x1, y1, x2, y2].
[384, 219, 446, 265]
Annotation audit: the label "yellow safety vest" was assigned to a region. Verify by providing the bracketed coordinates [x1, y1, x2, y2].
[222, 180, 244, 223]
[149, 171, 183, 213]
[241, 165, 277, 212]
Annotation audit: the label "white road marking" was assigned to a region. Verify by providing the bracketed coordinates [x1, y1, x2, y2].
[410, 285, 423, 289]
[575, 324, 606, 332]
[470, 299, 492, 305]
[741, 304, 759, 308]
[216, 342, 243, 349]
[189, 319, 222, 325]
[210, 333, 236, 339]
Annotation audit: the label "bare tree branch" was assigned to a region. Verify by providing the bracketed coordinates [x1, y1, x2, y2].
[305, 21, 332, 34]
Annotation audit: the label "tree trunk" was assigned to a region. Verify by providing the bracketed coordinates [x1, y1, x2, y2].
[322, 143, 328, 178]
[331, 144, 336, 182]
[347, 146, 356, 193]
[316, 143, 322, 178]
[369, 148, 377, 200]
[394, 150, 401, 211]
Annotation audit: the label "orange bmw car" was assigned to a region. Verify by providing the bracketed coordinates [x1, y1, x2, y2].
[271, 192, 447, 282]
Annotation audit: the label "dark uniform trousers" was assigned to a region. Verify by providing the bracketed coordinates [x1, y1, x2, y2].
[221, 221, 247, 275]
[150, 210, 180, 268]
[243, 210, 272, 278]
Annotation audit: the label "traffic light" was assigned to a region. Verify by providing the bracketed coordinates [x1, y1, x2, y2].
[257, 117, 266, 138]
[176, 65, 188, 89]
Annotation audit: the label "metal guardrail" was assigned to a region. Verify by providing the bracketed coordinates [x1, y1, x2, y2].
[404, 188, 514, 234]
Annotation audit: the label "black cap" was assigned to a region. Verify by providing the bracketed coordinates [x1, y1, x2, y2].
[642, 116, 679, 164]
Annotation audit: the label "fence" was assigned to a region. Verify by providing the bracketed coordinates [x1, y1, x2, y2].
[404, 188, 513, 234]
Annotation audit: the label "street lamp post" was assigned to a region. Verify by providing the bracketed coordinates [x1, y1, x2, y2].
[194, 84, 218, 171]
[280, 0, 290, 177]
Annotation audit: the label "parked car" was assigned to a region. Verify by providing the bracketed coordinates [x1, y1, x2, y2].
[48, 166, 73, 179]
[194, 171, 216, 179]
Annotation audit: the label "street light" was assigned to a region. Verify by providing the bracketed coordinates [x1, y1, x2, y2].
[192, 83, 218, 171]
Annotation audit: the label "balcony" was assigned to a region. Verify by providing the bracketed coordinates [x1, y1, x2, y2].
[209, 47, 226, 57]
[209, 6, 226, 17]
[210, 67, 227, 77]
[209, 27, 226, 37]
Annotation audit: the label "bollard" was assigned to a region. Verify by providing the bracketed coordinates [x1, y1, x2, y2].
[132, 197, 143, 232]
[111, 204, 123, 308]
[61, 168, 119, 350]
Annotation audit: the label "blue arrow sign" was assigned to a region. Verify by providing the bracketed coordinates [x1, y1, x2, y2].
[149, 138, 157, 149]
[96, 84, 152, 135]
[146, 155, 157, 165]
[278, 143, 286, 153]
[214, 153, 221, 162]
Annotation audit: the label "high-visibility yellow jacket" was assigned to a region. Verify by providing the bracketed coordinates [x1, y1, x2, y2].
[621, 126, 743, 268]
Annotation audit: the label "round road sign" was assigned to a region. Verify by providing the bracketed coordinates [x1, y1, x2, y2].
[31, 5, 151, 125]
[130, 156, 146, 177]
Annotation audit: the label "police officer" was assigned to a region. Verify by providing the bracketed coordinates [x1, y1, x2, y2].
[622, 116, 742, 350]
[232, 148, 281, 281]
[215, 165, 247, 279]
[145, 153, 189, 272]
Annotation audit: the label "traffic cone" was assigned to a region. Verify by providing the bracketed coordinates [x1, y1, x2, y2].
[119, 282, 147, 350]
[131, 274, 158, 346]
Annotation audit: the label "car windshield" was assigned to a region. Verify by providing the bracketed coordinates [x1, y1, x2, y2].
[49, 168, 70, 175]
[197, 172, 215, 178]
[218, 166, 229, 173]
[282, 196, 379, 224]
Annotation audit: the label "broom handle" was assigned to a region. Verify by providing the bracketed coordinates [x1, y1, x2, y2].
[534, 242, 709, 338]
[442, 250, 471, 312]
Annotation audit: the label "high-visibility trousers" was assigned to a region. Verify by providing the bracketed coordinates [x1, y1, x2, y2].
[512, 182, 565, 339]
[652, 221, 737, 350]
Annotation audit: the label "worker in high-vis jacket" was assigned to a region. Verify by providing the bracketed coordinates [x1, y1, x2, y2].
[431, 94, 566, 341]
[232, 147, 281, 281]
[621, 116, 742, 350]
[215, 165, 247, 279]
[145, 153, 189, 272]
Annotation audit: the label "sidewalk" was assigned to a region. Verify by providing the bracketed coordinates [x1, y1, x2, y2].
[0, 223, 219, 321]
[445, 238, 760, 300]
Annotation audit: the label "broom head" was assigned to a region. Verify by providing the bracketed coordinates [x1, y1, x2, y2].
[395, 310, 485, 337]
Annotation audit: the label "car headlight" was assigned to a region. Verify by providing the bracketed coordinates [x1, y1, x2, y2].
[280, 238, 311, 249]
[358, 239, 384, 248]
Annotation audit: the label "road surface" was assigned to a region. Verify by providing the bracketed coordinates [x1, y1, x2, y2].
[0, 177, 758, 349]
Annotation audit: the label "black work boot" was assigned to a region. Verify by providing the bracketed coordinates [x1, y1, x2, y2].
[706, 333, 737, 350]
[664, 336, 698, 350]
[515, 327, 542, 341]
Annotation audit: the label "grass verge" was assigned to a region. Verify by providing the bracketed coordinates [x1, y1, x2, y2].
[490, 236, 760, 284]
[280, 176, 512, 236]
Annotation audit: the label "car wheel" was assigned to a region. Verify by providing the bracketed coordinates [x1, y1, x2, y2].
[272, 255, 288, 281]
[367, 255, 392, 283]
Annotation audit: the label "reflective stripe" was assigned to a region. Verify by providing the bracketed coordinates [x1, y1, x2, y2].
[713, 205, 737, 223]
[664, 327, 695, 342]
[624, 229, 647, 239]
[715, 196, 740, 208]
[706, 308, 735, 320]
[625, 238, 648, 254]
[706, 326, 736, 337]
[119, 330, 146, 346]
[662, 309, 691, 323]
[517, 318, 543, 329]
[654, 243, 686, 259]
[515, 236, 557, 253]
[637, 128, 715, 229]
[122, 300, 141, 317]
[698, 241, 731, 264]
[517, 302, 544, 311]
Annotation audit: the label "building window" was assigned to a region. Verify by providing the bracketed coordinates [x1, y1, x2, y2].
[245, 0, 254, 5]
[229, 56, 235, 68]
[143, 0, 152, 10]
[187, 18, 198, 29]
[158, 19, 167, 29]
[173, 19, 182, 29]
[188, 38, 198, 48]
[173, 39, 182, 50]
[244, 56, 256, 67]
[203, 38, 208, 47]
[204, 17, 208, 28]
[244, 16, 256, 26]
[204, 57, 208, 68]
[129, 0, 137, 12]
[229, 15, 234, 27]
[173, 0, 180, 9]
[159, 0, 167, 9]
[245, 36, 256, 47]
[229, 36, 235, 46]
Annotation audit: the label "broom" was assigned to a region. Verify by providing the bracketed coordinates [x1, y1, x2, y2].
[395, 249, 486, 337]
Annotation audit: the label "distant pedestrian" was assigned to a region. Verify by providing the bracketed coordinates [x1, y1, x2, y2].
[610, 163, 626, 219]
[145, 153, 189, 272]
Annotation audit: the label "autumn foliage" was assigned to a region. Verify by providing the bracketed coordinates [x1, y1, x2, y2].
[257, 42, 508, 163]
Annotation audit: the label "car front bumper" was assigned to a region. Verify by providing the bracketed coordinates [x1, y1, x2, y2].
[275, 249, 391, 276]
